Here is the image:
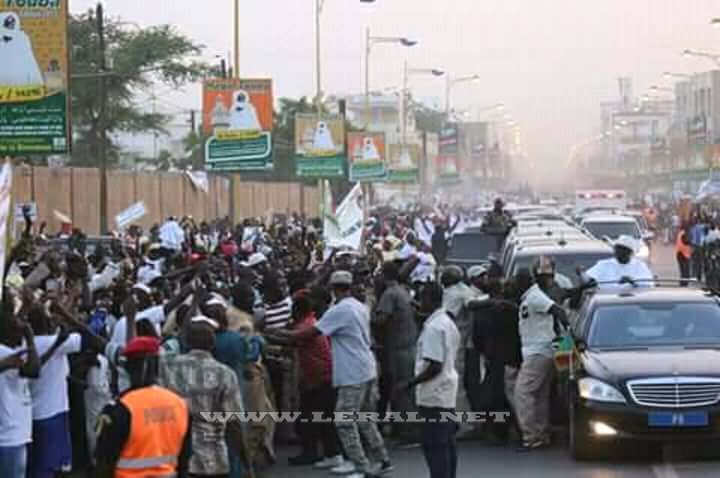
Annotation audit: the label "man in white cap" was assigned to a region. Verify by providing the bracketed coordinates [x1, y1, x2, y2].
[583, 235, 654, 292]
[270, 270, 391, 477]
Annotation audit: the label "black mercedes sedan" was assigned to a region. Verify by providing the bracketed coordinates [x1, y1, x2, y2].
[564, 286, 720, 460]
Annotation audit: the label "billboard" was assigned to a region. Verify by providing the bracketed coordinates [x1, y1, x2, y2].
[203, 78, 273, 171]
[0, 1, 69, 156]
[436, 123, 460, 184]
[348, 132, 385, 182]
[295, 114, 346, 178]
[386, 144, 419, 183]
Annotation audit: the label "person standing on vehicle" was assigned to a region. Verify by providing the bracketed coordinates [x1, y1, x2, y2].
[583, 235, 654, 291]
[515, 257, 568, 451]
[403, 282, 460, 478]
[482, 198, 515, 234]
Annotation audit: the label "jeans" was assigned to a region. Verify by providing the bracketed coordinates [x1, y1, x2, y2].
[418, 407, 458, 478]
[0, 445, 27, 478]
[335, 380, 389, 473]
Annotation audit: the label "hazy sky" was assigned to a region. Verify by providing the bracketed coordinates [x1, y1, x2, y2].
[72, 0, 720, 182]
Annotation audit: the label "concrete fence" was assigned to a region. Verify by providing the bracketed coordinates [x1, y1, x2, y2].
[12, 166, 320, 235]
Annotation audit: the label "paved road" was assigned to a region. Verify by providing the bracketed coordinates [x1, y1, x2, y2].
[273, 441, 720, 478]
[272, 243, 712, 478]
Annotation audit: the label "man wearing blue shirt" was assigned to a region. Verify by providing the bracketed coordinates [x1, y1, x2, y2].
[274, 271, 392, 478]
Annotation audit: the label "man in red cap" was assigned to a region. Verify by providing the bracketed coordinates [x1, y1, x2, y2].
[94, 336, 190, 477]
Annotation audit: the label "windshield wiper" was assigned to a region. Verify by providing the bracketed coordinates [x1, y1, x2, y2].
[683, 345, 720, 350]
[594, 346, 649, 351]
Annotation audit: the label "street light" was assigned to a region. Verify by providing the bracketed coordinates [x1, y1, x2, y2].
[663, 71, 691, 80]
[445, 74, 481, 115]
[683, 49, 720, 66]
[650, 85, 674, 93]
[364, 27, 417, 126]
[401, 62, 444, 145]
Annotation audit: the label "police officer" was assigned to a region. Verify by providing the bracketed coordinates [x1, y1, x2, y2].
[94, 337, 190, 477]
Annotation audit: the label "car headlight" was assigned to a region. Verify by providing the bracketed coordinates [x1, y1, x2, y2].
[578, 377, 627, 403]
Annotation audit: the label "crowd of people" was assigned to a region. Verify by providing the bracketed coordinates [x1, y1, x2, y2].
[0, 198, 656, 478]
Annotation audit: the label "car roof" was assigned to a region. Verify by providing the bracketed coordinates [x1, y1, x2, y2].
[512, 241, 613, 256]
[588, 287, 719, 306]
[581, 214, 637, 224]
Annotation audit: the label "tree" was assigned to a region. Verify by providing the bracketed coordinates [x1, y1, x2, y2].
[69, 11, 210, 167]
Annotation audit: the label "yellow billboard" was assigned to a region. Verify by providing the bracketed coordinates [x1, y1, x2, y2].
[0, 0, 69, 155]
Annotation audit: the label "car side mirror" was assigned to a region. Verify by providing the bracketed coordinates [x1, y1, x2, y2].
[643, 231, 655, 241]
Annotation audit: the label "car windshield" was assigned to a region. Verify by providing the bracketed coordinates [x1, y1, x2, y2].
[588, 303, 720, 348]
[448, 233, 504, 262]
[512, 253, 613, 285]
[584, 221, 641, 240]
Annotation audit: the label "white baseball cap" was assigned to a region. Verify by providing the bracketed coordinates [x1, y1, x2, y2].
[467, 264, 489, 280]
[613, 235, 637, 252]
[246, 252, 268, 267]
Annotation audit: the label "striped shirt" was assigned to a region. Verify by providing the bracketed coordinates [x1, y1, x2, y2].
[263, 296, 293, 330]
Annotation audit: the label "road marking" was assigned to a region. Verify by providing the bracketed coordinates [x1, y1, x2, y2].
[653, 445, 679, 478]
[653, 464, 679, 478]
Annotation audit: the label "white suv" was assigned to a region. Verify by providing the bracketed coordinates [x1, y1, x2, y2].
[579, 214, 650, 263]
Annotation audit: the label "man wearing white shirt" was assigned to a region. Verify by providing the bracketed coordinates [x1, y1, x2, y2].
[0, 310, 41, 477]
[405, 282, 460, 478]
[584, 235, 654, 292]
[28, 331, 82, 477]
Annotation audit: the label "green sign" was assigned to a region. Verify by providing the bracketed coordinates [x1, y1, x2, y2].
[205, 132, 272, 171]
[386, 169, 417, 183]
[295, 154, 346, 178]
[0, 92, 68, 155]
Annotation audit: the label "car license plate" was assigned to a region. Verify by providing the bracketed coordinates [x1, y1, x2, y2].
[648, 411, 709, 427]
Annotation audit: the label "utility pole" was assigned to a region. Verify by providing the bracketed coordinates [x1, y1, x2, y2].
[97, 2, 109, 233]
[189, 110, 197, 133]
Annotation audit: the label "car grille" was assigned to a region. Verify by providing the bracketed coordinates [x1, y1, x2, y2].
[627, 378, 720, 408]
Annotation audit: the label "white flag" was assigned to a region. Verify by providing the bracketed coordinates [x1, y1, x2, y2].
[0, 162, 13, 297]
[324, 184, 364, 250]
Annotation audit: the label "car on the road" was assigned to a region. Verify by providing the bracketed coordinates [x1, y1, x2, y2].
[579, 214, 650, 262]
[503, 240, 613, 285]
[565, 286, 720, 460]
[446, 231, 505, 270]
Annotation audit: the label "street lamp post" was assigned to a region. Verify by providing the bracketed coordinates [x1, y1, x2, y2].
[401, 62, 444, 146]
[364, 28, 416, 127]
[445, 74, 480, 116]
[663, 71, 691, 80]
[683, 49, 720, 67]
[234, 0, 239, 78]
